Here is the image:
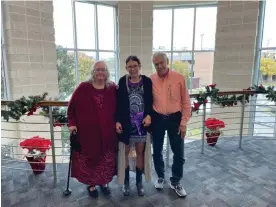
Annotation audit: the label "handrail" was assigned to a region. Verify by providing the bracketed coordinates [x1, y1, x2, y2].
[1, 90, 257, 106]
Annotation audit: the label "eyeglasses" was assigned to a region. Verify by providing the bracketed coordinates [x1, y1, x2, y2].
[95, 68, 107, 72]
[126, 65, 140, 70]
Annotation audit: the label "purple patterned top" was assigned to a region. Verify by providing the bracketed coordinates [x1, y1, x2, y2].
[128, 78, 146, 142]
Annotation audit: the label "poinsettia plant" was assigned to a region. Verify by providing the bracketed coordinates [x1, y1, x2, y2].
[204, 118, 225, 136]
[20, 136, 52, 160]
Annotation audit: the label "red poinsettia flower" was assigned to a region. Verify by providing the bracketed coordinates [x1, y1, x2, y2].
[204, 118, 225, 130]
[258, 84, 263, 89]
[27, 105, 40, 116]
[192, 101, 201, 111]
[20, 136, 51, 153]
[208, 84, 216, 88]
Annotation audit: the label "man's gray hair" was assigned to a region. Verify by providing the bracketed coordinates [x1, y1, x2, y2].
[88, 60, 112, 86]
[152, 52, 169, 64]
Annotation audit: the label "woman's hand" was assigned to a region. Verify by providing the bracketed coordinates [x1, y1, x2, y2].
[116, 122, 123, 134]
[69, 126, 77, 134]
[142, 115, 151, 127]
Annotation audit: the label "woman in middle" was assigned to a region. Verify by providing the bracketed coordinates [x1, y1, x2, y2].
[116, 55, 153, 196]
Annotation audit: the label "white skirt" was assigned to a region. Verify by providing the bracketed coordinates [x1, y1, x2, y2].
[116, 133, 152, 185]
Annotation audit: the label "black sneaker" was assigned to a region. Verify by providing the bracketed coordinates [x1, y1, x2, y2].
[169, 183, 187, 197]
[87, 186, 99, 198]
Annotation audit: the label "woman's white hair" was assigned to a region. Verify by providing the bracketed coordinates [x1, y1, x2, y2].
[87, 60, 112, 86]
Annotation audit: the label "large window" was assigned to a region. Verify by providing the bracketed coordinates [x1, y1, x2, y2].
[259, 0, 276, 85]
[253, 0, 276, 138]
[153, 5, 217, 93]
[53, 0, 118, 101]
[1, 16, 8, 100]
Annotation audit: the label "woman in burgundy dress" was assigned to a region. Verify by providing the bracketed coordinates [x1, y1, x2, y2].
[67, 61, 117, 198]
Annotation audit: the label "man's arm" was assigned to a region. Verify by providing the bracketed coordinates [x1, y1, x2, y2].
[180, 75, 191, 127]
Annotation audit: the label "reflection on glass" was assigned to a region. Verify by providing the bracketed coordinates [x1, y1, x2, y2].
[78, 51, 96, 82]
[193, 52, 214, 90]
[195, 7, 217, 50]
[99, 52, 115, 82]
[53, 0, 74, 48]
[153, 9, 172, 51]
[171, 52, 192, 89]
[97, 5, 115, 50]
[75, 2, 95, 49]
[173, 8, 194, 50]
[262, 0, 276, 47]
[56, 49, 76, 100]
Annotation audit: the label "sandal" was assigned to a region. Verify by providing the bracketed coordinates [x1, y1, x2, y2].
[87, 185, 98, 198]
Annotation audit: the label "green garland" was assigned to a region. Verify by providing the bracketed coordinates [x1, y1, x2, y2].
[1, 93, 48, 121]
[191, 84, 275, 113]
[1, 84, 275, 126]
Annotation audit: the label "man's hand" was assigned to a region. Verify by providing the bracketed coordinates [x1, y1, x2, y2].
[178, 125, 187, 139]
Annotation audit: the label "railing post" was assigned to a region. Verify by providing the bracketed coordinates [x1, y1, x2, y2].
[201, 103, 206, 154]
[239, 94, 246, 148]
[49, 106, 57, 184]
[166, 132, 170, 167]
[273, 110, 276, 138]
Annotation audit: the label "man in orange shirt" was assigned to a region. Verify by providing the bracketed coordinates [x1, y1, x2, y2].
[150, 52, 191, 197]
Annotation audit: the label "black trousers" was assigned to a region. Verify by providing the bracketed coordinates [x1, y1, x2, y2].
[151, 111, 185, 185]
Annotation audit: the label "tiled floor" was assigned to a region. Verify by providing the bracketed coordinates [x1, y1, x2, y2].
[1, 137, 276, 207]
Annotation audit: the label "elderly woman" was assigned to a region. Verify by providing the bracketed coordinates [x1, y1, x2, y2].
[116, 56, 153, 196]
[67, 61, 117, 198]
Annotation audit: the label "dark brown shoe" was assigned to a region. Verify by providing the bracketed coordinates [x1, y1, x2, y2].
[100, 184, 111, 195]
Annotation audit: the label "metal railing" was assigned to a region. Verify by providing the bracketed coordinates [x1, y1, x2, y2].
[1, 90, 276, 183]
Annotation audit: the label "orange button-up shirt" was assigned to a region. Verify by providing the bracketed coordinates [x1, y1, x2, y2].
[150, 70, 191, 126]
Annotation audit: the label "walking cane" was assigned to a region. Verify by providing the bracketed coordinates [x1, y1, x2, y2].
[63, 130, 77, 196]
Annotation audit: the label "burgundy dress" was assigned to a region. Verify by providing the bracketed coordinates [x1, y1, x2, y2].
[67, 82, 117, 186]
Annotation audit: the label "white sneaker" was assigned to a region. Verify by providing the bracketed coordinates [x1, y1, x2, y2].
[154, 178, 164, 190]
[169, 183, 187, 197]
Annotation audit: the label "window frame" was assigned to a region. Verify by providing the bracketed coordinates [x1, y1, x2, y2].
[1, 4, 10, 100]
[55, 0, 119, 85]
[153, 3, 217, 93]
[250, 0, 276, 137]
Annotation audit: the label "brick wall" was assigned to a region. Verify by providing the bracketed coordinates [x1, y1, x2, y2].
[211, 1, 259, 137]
[194, 52, 214, 87]
[213, 1, 259, 91]
[118, 1, 153, 77]
[2, 0, 58, 99]
[2, 1, 61, 163]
